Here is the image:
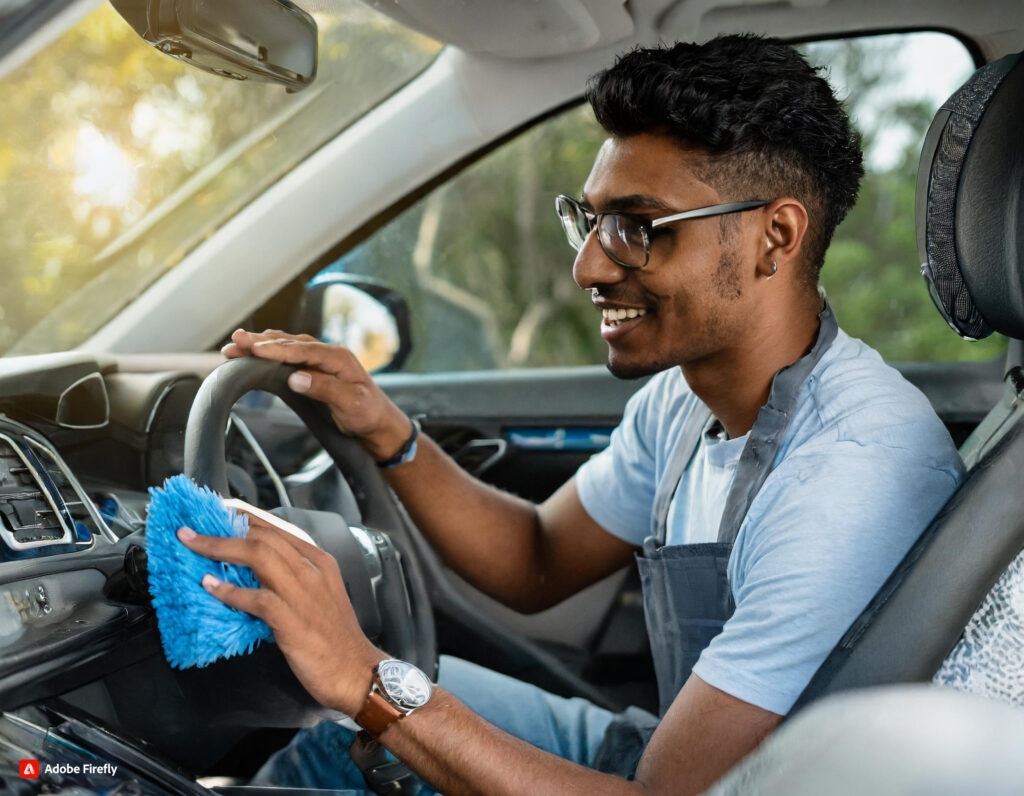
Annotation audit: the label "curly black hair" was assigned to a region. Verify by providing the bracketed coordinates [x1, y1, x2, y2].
[585, 35, 864, 282]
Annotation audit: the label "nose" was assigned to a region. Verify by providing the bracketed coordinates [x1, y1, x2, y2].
[572, 229, 629, 290]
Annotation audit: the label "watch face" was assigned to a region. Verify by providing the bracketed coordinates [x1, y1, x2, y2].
[378, 659, 433, 710]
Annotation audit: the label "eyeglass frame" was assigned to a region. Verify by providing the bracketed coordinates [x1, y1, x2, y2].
[555, 194, 773, 269]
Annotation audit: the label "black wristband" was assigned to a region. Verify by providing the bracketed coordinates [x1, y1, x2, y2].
[375, 416, 420, 469]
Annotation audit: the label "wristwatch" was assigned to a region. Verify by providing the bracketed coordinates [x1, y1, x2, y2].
[354, 658, 434, 736]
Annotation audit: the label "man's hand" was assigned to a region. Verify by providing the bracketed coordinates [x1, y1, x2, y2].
[176, 508, 384, 716]
[222, 329, 411, 462]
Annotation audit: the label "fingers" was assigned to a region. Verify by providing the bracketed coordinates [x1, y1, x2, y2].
[218, 329, 393, 441]
[250, 338, 364, 380]
[177, 521, 312, 598]
[282, 366, 373, 410]
[229, 504, 336, 570]
[224, 333, 369, 394]
[201, 573, 287, 625]
[221, 329, 318, 359]
[223, 499, 319, 548]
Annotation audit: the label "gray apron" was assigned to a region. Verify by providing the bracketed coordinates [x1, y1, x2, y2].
[593, 303, 838, 778]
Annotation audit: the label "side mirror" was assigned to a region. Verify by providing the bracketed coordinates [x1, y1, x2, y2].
[300, 274, 413, 373]
[109, 0, 318, 92]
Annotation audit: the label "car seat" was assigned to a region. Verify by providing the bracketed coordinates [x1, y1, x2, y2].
[790, 48, 1024, 713]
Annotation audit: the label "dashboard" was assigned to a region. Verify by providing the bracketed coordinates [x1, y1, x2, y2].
[0, 354, 202, 712]
[0, 351, 362, 778]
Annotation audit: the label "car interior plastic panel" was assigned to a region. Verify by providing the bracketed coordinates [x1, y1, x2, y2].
[791, 50, 1024, 715]
[358, 0, 634, 59]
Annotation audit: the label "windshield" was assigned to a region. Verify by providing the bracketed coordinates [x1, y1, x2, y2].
[0, 1, 440, 356]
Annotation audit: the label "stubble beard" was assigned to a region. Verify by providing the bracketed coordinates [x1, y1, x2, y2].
[605, 352, 666, 380]
[604, 247, 745, 381]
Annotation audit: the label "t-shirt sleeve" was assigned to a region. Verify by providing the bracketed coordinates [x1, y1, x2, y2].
[691, 439, 962, 715]
[575, 377, 664, 546]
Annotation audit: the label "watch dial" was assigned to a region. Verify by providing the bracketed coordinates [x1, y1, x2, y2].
[378, 660, 433, 709]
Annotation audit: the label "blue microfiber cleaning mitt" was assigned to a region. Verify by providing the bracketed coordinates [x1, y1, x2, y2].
[145, 474, 273, 668]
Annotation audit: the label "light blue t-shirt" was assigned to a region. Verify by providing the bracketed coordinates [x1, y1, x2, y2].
[576, 327, 965, 715]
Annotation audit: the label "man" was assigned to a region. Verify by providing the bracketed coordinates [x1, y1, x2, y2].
[180, 35, 963, 794]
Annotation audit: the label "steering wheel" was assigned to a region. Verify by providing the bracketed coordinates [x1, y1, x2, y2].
[182, 356, 437, 678]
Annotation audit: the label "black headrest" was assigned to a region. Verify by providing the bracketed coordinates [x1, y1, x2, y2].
[917, 51, 1024, 340]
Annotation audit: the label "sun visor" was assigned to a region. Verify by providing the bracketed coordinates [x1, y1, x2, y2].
[917, 51, 1024, 340]
[354, 0, 633, 59]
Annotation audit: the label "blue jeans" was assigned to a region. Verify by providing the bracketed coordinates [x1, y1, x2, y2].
[251, 655, 616, 793]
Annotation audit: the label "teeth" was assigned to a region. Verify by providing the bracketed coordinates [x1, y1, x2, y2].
[602, 308, 647, 326]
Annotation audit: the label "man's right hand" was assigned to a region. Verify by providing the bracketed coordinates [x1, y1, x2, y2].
[222, 329, 413, 463]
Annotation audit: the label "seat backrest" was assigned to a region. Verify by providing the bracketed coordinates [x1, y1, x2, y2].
[791, 49, 1024, 714]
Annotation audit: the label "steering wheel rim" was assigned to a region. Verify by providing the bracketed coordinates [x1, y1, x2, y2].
[182, 356, 437, 676]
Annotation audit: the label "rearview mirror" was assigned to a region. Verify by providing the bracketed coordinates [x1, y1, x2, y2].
[109, 0, 318, 92]
[300, 274, 413, 373]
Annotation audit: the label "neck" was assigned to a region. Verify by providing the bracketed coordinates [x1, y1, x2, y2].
[681, 293, 823, 438]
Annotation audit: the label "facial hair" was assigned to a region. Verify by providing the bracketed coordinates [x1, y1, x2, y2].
[604, 245, 745, 380]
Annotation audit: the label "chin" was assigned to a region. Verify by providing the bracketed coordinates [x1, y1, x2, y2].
[605, 353, 672, 381]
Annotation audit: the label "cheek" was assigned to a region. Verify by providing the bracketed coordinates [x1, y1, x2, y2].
[656, 228, 723, 285]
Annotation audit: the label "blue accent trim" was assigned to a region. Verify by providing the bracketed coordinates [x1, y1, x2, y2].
[506, 427, 612, 452]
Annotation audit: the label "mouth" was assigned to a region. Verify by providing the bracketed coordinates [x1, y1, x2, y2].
[600, 306, 650, 339]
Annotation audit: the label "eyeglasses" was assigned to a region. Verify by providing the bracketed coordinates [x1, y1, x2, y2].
[555, 194, 772, 269]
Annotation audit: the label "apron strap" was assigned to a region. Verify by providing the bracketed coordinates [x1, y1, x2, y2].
[648, 396, 712, 548]
[645, 300, 839, 551]
[716, 301, 839, 544]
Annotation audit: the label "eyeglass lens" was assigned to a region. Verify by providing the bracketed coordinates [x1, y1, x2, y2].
[598, 214, 646, 267]
[556, 196, 588, 249]
[556, 196, 647, 268]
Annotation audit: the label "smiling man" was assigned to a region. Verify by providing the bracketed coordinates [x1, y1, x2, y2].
[189, 35, 964, 795]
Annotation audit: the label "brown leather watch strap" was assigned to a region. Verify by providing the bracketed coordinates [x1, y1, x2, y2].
[354, 690, 404, 737]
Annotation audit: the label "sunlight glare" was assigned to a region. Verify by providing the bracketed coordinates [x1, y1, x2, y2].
[71, 125, 138, 207]
[131, 97, 211, 167]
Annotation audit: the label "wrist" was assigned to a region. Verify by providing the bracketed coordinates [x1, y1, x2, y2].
[364, 413, 418, 466]
[337, 645, 389, 717]
[352, 656, 436, 738]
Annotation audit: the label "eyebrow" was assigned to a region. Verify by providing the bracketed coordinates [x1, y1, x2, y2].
[579, 193, 678, 215]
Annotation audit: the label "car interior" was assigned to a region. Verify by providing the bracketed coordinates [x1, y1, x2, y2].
[0, 0, 1021, 793]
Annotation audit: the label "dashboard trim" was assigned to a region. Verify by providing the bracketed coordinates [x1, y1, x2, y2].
[0, 417, 117, 549]
[0, 431, 72, 551]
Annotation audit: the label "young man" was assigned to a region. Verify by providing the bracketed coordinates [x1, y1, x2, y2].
[184, 35, 963, 794]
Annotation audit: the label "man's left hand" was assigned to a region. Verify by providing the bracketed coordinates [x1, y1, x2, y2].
[176, 509, 385, 716]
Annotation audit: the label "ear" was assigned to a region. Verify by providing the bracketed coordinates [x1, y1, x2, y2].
[758, 198, 809, 280]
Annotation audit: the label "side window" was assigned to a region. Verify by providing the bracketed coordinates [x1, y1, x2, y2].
[804, 33, 1003, 362]
[324, 105, 607, 372]
[325, 31, 995, 373]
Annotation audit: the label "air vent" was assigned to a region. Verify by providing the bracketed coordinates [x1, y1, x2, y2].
[0, 426, 105, 555]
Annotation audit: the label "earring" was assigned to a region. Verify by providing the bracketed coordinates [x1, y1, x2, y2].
[765, 261, 778, 281]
